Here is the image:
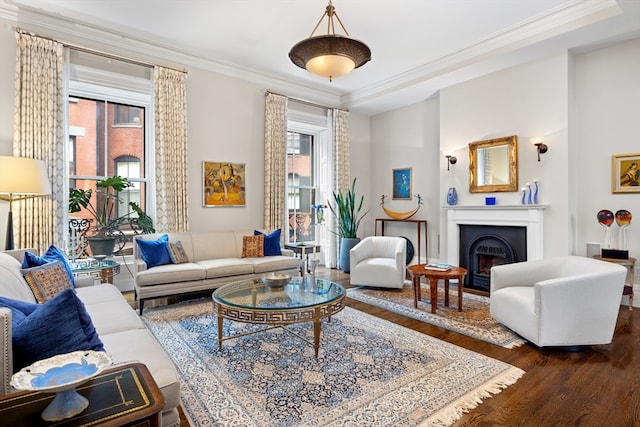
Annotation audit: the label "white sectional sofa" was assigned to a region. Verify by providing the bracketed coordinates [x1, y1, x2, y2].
[133, 230, 300, 314]
[0, 249, 181, 427]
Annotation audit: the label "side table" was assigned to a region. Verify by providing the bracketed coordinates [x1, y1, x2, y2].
[70, 259, 120, 284]
[285, 242, 321, 274]
[0, 362, 163, 426]
[407, 264, 467, 314]
[593, 255, 635, 310]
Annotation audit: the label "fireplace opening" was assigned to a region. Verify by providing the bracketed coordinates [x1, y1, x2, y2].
[459, 225, 527, 293]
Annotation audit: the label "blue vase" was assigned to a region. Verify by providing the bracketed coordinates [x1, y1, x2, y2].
[446, 187, 458, 206]
[533, 181, 539, 204]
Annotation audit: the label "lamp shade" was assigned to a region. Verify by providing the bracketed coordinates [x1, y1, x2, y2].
[0, 156, 51, 196]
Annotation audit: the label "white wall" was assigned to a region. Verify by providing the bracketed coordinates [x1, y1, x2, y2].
[439, 52, 571, 260]
[574, 39, 640, 261]
[369, 98, 440, 263]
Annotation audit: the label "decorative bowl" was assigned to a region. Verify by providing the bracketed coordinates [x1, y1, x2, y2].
[262, 273, 291, 288]
[11, 350, 112, 421]
[11, 350, 112, 393]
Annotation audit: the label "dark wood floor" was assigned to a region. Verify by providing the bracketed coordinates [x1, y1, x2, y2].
[133, 267, 640, 426]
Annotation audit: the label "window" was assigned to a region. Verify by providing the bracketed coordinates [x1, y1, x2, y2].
[67, 51, 152, 233]
[67, 98, 147, 223]
[114, 105, 142, 125]
[287, 131, 317, 243]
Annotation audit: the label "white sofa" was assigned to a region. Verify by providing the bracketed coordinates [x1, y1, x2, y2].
[133, 230, 300, 313]
[490, 256, 627, 348]
[349, 236, 407, 289]
[0, 249, 181, 427]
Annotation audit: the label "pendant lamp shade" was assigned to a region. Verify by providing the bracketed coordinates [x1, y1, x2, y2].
[289, 1, 371, 81]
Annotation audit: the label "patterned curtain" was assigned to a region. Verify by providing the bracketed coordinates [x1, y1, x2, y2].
[330, 108, 351, 267]
[13, 32, 64, 252]
[263, 92, 288, 232]
[153, 66, 189, 232]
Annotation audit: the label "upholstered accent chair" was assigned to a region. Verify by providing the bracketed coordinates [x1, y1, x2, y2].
[490, 256, 627, 348]
[349, 236, 407, 289]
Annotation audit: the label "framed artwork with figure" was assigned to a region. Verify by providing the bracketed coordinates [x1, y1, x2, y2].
[612, 153, 640, 193]
[392, 167, 412, 200]
[203, 161, 246, 206]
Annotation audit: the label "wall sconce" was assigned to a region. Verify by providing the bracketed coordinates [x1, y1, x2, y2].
[445, 154, 457, 171]
[531, 138, 548, 162]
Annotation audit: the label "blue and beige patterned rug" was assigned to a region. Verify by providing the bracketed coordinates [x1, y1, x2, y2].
[347, 283, 525, 348]
[142, 299, 524, 426]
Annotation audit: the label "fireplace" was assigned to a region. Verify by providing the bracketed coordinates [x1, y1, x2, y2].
[446, 205, 547, 292]
[459, 225, 527, 292]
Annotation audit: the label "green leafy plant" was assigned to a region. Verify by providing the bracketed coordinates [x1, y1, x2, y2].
[68, 175, 155, 237]
[328, 177, 368, 238]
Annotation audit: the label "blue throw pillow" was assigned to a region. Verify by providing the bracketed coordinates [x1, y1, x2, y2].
[1, 289, 105, 371]
[255, 229, 282, 256]
[136, 234, 172, 268]
[22, 245, 76, 287]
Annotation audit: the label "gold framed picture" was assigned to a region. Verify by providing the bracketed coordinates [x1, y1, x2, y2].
[203, 161, 246, 207]
[612, 152, 640, 193]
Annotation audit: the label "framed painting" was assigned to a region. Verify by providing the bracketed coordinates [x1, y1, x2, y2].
[203, 161, 246, 206]
[612, 152, 640, 193]
[392, 167, 412, 200]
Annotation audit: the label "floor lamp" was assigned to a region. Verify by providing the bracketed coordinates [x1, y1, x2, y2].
[0, 156, 52, 250]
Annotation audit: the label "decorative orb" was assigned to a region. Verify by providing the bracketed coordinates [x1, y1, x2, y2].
[597, 210, 614, 227]
[615, 209, 632, 227]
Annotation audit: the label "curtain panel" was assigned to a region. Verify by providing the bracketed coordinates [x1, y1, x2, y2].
[154, 66, 189, 232]
[331, 108, 351, 268]
[13, 32, 64, 252]
[263, 93, 288, 233]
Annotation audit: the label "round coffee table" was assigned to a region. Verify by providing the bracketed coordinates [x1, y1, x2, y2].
[212, 278, 345, 357]
[407, 264, 468, 314]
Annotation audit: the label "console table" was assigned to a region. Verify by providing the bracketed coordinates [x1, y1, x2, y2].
[0, 362, 163, 426]
[375, 218, 427, 263]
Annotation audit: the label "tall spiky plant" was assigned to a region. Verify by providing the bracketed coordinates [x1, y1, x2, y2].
[328, 177, 368, 238]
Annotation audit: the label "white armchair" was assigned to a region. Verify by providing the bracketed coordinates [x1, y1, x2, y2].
[349, 236, 407, 289]
[490, 256, 627, 348]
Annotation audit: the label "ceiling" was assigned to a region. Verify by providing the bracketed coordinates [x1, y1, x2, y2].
[2, 0, 639, 115]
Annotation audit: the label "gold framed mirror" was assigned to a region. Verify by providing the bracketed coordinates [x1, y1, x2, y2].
[469, 135, 518, 193]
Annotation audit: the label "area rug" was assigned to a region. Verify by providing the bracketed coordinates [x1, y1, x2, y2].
[347, 283, 525, 348]
[142, 299, 524, 426]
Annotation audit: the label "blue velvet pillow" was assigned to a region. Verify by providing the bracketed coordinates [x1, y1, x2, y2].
[0, 289, 105, 371]
[255, 229, 282, 256]
[136, 234, 172, 268]
[22, 245, 76, 287]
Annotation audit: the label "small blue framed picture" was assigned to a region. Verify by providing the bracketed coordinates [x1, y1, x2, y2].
[392, 168, 412, 200]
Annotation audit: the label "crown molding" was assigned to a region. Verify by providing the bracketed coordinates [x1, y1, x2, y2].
[0, 3, 343, 109]
[341, 0, 622, 109]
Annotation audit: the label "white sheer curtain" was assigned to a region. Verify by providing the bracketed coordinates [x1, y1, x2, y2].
[13, 32, 64, 252]
[263, 92, 288, 232]
[154, 66, 189, 232]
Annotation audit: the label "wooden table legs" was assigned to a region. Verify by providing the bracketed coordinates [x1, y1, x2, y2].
[410, 269, 466, 314]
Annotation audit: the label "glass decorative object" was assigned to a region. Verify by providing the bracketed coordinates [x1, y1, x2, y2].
[615, 209, 632, 250]
[533, 179, 540, 204]
[597, 209, 614, 249]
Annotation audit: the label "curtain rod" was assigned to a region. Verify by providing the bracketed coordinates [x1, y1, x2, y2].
[16, 28, 188, 74]
[265, 90, 348, 112]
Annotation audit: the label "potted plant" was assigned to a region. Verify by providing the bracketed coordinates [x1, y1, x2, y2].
[328, 177, 368, 272]
[69, 175, 155, 256]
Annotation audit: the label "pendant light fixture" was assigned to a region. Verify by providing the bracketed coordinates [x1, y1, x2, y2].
[289, 1, 371, 82]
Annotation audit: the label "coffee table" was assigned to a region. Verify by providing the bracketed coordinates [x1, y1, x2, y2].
[407, 264, 468, 314]
[212, 278, 345, 357]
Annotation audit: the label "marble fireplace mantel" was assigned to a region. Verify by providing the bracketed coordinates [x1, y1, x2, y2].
[445, 205, 548, 266]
